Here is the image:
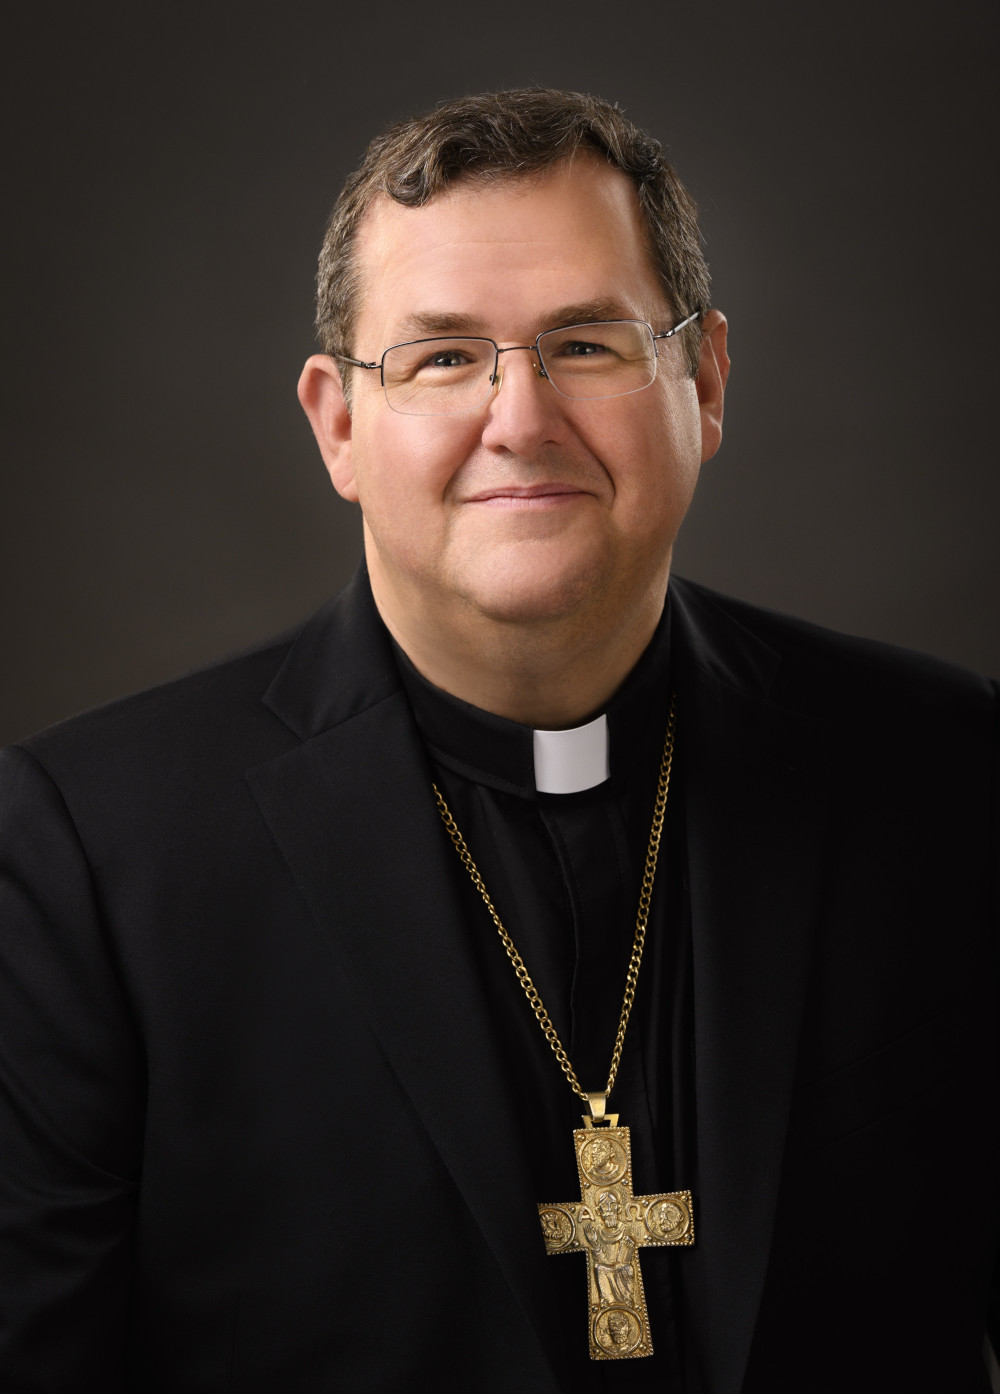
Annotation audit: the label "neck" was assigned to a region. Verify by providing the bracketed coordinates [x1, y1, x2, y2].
[368, 560, 669, 729]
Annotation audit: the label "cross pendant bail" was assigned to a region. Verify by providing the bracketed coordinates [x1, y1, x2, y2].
[583, 1091, 619, 1129]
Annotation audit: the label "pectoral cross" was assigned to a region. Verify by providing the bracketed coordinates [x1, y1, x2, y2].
[538, 1110, 694, 1361]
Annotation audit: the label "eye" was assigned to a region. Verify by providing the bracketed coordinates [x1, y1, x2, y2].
[418, 348, 474, 371]
[552, 337, 611, 359]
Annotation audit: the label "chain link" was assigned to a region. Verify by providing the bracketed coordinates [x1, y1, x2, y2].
[432, 694, 676, 1105]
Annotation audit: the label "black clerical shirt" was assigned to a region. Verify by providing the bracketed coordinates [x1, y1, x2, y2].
[394, 603, 705, 1393]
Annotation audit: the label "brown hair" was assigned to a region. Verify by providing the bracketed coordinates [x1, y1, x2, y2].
[315, 87, 711, 391]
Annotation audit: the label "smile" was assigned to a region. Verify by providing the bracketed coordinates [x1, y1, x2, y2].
[464, 484, 593, 507]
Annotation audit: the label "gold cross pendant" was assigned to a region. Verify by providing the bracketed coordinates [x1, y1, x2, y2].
[538, 1119, 694, 1360]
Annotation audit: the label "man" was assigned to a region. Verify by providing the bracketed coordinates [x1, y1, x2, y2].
[0, 88, 997, 1393]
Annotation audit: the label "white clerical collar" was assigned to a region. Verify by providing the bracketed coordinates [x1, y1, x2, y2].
[532, 714, 610, 795]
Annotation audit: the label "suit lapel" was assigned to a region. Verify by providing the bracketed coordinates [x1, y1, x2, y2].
[246, 573, 561, 1383]
[671, 580, 831, 1394]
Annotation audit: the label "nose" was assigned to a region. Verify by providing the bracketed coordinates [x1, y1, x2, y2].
[480, 345, 570, 455]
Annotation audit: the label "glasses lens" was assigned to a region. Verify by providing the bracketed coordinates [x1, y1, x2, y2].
[382, 338, 496, 416]
[537, 321, 656, 400]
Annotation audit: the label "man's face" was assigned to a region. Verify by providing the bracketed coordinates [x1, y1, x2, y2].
[307, 157, 727, 636]
[598, 1191, 620, 1226]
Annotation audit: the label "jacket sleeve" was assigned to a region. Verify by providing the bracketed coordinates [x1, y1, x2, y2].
[0, 744, 142, 1393]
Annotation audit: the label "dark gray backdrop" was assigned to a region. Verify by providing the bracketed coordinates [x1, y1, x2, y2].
[5, 0, 997, 745]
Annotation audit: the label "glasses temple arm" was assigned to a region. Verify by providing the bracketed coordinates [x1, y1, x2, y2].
[332, 353, 379, 370]
[651, 310, 701, 342]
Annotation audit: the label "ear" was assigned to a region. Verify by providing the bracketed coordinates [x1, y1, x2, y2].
[695, 310, 730, 464]
[297, 354, 358, 502]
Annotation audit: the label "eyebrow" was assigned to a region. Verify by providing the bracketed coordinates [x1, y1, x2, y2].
[391, 300, 639, 344]
[541, 300, 635, 330]
[394, 311, 484, 339]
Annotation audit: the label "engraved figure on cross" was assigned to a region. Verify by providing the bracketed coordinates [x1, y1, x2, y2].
[607, 1310, 634, 1349]
[648, 1199, 685, 1239]
[582, 1191, 637, 1306]
[584, 1138, 621, 1183]
[541, 1211, 563, 1243]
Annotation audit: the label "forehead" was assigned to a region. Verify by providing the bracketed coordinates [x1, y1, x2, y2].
[352, 158, 668, 344]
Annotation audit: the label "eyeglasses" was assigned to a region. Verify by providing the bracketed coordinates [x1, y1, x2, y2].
[334, 313, 700, 416]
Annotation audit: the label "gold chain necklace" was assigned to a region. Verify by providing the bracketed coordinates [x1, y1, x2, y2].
[432, 694, 694, 1363]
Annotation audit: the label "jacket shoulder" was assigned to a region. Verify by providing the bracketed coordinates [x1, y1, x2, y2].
[671, 576, 997, 718]
[11, 629, 302, 789]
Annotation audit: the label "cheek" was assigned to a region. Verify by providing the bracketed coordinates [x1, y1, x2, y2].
[601, 388, 702, 520]
[351, 414, 477, 531]
[648, 375, 702, 460]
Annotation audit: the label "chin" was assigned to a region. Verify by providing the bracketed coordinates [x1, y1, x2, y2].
[454, 557, 611, 628]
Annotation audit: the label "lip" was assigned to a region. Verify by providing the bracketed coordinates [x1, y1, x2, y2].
[464, 483, 593, 505]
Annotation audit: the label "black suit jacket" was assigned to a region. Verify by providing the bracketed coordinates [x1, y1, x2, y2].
[1, 572, 997, 1393]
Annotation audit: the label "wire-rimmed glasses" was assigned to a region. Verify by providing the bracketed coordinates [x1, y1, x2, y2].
[334, 313, 700, 417]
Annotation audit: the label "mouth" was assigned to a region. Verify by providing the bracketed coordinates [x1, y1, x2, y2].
[464, 483, 593, 507]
